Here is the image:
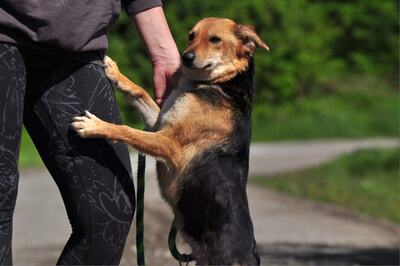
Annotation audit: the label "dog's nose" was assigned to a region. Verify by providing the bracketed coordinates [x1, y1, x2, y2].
[182, 52, 196, 67]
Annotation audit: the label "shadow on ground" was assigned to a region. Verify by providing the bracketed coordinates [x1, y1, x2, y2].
[259, 243, 400, 266]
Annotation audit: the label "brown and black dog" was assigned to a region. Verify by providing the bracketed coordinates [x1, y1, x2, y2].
[72, 18, 269, 265]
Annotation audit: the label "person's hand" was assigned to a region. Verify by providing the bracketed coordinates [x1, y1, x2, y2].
[132, 6, 181, 106]
[152, 57, 181, 106]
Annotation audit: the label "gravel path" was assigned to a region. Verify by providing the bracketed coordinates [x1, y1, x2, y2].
[13, 138, 399, 265]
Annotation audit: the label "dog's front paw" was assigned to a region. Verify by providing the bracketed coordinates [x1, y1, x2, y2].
[103, 56, 120, 84]
[71, 111, 106, 138]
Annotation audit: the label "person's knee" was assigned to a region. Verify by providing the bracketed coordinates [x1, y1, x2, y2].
[63, 207, 134, 264]
[79, 194, 135, 243]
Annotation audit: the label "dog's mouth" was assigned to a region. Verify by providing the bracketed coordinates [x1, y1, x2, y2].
[181, 59, 222, 82]
[184, 61, 217, 71]
[202, 63, 212, 69]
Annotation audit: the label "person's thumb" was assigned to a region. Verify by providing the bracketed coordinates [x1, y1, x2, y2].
[153, 71, 166, 107]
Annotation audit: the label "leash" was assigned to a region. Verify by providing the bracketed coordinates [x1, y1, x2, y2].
[168, 219, 195, 265]
[135, 153, 195, 266]
[136, 152, 146, 265]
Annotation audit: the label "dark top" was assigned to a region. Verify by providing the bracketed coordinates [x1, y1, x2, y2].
[0, 0, 162, 62]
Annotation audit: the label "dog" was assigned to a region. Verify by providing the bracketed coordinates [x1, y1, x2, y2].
[72, 17, 269, 265]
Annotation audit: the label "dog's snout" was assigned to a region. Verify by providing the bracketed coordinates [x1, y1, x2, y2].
[182, 52, 196, 67]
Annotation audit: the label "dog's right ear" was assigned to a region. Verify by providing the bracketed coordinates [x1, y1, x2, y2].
[236, 24, 269, 57]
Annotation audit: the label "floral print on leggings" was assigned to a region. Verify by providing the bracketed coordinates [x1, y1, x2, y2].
[0, 43, 135, 265]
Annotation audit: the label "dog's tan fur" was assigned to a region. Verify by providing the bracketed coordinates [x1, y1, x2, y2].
[71, 18, 268, 263]
[72, 19, 268, 163]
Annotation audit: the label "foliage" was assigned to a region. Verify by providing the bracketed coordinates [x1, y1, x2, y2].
[319, 0, 399, 78]
[253, 148, 400, 223]
[252, 76, 399, 141]
[108, 0, 398, 121]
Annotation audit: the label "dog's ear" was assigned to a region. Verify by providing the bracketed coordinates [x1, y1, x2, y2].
[236, 24, 269, 56]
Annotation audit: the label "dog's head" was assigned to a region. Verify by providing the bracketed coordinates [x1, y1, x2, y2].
[181, 18, 269, 84]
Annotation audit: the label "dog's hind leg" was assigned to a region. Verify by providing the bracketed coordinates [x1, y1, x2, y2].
[103, 56, 160, 128]
[71, 111, 181, 168]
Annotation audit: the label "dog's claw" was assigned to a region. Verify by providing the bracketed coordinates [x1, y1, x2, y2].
[71, 111, 102, 138]
[84, 110, 95, 118]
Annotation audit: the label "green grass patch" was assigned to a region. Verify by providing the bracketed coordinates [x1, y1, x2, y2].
[252, 77, 399, 141]
[252, 148, 400, 223]
[19, 128, 43, 167]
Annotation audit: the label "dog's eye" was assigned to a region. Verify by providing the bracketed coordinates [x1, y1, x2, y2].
[209, 36, 221, 44]
[188, 32, 195, 43]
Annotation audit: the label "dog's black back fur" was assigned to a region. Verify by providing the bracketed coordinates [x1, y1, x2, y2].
[176, 62, 260, 265]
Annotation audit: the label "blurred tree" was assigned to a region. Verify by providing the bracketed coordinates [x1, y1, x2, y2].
[320, 0, 399, 79]
[108, 0, 399, 124]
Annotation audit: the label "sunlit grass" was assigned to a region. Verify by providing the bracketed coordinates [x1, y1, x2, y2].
[252, 148, 400, 223]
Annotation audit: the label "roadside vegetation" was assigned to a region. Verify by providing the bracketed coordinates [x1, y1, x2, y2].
[252, 76, 398, 141]
[109, 0, 398, 129]
[252, 148, 400, 224]
[19, 129, 43, 167]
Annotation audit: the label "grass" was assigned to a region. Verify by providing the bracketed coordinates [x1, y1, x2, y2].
[19, 129, 43, 167]
[252, 76, 399, 141]
[252, 148, 400, 223]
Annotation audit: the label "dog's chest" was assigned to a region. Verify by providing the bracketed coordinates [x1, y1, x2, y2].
[156, 90, 197, 130]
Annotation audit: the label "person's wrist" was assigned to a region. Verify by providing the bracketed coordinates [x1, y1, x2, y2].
[150, 50, 181, 69]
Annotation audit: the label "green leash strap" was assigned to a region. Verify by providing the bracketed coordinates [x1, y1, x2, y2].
[136, 151, 194, 265]
[136, 153, 146, 266]
[168, 219, 195, 263]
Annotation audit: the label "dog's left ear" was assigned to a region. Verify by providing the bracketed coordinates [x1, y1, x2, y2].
[236, 24, 269, 56]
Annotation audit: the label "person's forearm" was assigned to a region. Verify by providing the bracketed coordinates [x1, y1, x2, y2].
[131, 6, 180, 106]
[132, 6, 180, 65]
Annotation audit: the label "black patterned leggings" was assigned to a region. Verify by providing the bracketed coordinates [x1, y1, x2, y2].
[0, 43, 135, 265]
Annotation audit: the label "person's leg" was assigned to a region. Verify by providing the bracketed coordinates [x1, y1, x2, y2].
[22, 50, 135, 265]
[0, 43, 26, 264]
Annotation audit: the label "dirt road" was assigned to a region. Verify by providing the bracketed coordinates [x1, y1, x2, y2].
[13, 138, 399, 265]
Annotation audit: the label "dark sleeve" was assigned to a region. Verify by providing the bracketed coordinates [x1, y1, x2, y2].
[122, 0, 163, 16]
